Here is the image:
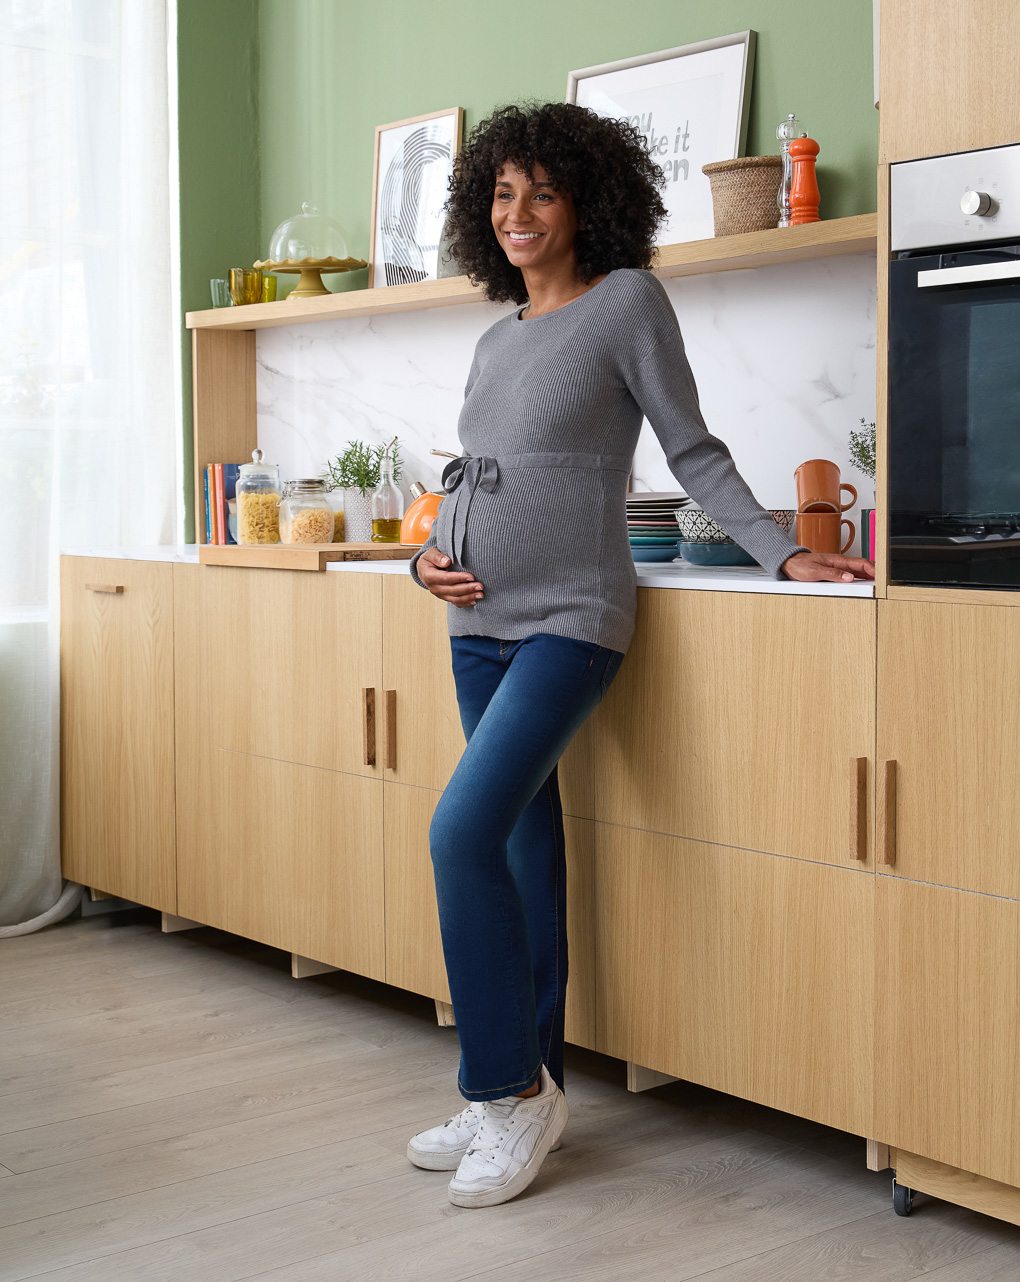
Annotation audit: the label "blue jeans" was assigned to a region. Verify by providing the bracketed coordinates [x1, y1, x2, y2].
[429, 633, 625, 1101]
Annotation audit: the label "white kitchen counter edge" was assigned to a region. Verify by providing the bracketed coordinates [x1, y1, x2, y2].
[61, 547, 875, 597]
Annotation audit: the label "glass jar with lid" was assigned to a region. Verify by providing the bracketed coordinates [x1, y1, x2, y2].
[317, 465, 345, 542]
[279, 477, 335, 544]
[236, 448, 281, 544]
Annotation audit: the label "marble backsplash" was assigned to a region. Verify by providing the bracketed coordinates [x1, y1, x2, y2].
[256, 252, 877, 554]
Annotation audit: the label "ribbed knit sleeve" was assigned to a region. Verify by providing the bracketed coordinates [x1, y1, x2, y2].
[615, 277, 808, 580]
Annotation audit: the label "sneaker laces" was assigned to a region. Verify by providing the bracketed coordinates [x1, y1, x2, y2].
[466, 1096, 520, 1160]
[443, 1100, 485, 1132]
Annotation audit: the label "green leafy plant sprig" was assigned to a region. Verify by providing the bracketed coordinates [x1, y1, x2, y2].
[326, 439, 403, 496]
[848, 417, 876, 482]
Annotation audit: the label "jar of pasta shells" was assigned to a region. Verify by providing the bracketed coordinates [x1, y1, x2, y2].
[279, 477, 335, 544]
[236, 449, 282, 544]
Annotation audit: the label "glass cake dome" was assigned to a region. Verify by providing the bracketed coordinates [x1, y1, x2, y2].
[267, 202, 350, 261]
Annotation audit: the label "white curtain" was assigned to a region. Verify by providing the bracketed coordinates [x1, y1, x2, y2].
[0, 0, 181, 926]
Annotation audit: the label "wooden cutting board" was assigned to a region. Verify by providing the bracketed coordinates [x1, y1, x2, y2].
[199, 542, 418, 572]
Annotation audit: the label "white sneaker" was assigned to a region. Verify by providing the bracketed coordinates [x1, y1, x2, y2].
[447, 1065, 568, 1208]
[407, 1099, 488, 1170]
[408, 1088, 562, 1172]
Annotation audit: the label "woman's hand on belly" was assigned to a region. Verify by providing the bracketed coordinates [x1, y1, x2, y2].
[416, 548, 484, 607]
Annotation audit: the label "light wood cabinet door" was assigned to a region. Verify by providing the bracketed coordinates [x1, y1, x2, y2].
[175, 564, 383, 778]
[380, 574, 596, 817]
[60, 556, 176, 911]
[177, 745, 385, 980]
[876, 876, 1020, 1187]
[383, 782, 597, 1049]
[877, 600, 1020, 898]
[597, 590, 876, 865]
[596, 823, 874, 1136]
[879, 0, 1020, 164]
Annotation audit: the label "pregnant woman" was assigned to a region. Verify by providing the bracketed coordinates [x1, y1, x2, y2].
[406, 101, 875, 1209]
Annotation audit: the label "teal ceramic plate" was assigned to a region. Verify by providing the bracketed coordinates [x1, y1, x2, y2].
[629, 535, 682, 546]
[632, 545, 681, 562]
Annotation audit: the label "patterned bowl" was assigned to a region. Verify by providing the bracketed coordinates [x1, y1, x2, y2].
[674, 506, 795, 544]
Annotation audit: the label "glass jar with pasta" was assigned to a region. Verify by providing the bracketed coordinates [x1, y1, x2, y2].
[236, 449, 282, 544]
[279, 478, 335, 544]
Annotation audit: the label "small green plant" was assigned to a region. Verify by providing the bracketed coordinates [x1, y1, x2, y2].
[849, 417, 876, 481]
[327, 438, 403, 495]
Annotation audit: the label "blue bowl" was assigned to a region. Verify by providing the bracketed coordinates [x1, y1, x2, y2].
[676, 541, 757, 567]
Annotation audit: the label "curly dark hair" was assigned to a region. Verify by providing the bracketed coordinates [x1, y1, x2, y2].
[444, 101, 666, 304]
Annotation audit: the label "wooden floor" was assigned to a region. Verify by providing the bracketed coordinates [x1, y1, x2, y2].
[2, 913, 1020, 1282]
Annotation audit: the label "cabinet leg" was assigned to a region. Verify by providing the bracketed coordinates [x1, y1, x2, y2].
[161, 912, 202, 933]
[867, 1140, 891, 1171]
[291, 954, 339, 979]
[627, 1062, 679, 1092]
[435, 999, 456, 1027]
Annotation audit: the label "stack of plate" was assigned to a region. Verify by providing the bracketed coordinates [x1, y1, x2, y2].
[626, 491, 690, 562]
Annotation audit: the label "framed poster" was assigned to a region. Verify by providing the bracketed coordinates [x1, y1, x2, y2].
[369, 107, 464, 288]
[567, 32, 756, 244]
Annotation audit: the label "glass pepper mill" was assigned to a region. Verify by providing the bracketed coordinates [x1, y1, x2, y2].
[371, 436, 404, 542]
[776, 114, 807, 228]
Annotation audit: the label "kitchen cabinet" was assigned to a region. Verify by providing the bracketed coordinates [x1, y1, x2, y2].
[380, 574, 596, 816]
[875, 875, 1020, 1188]
[596, 589, 876, 866]
[173, 562, 387, 976]
[383, 780, 597, 1049]
[877, 599, 1020, 898]
[879, 0, 1020, 165]
[595, 822, 874, 1136]
[176, 563, 384, 779]
[179, 747, 385, 979]
[60, 556, 177, 912]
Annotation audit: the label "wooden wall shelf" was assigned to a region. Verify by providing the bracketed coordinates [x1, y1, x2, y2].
[185, 214, 878, 333]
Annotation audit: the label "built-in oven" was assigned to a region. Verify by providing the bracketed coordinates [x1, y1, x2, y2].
[888, 143, 1020, 589]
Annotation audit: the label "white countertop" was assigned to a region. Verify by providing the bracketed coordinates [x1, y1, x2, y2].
[62, 546, 874, 598]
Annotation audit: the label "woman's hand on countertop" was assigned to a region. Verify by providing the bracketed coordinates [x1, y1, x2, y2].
[780, 551, 876, 583]
[417, 548, 485, 607]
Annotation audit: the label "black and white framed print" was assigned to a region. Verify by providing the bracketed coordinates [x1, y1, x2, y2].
[369, 107, 464, 288]
[567, 33, 756, 244]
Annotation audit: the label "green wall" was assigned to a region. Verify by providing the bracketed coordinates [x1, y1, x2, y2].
[177, 0, 261, 540]
[257, 0, 878, 285]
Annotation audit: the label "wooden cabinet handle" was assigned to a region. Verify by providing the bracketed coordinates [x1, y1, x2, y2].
[363, 688, 376, 767]
[384, 689, 397, 771]
[878, 759, 897, 865]
[85, 583, 124, 594]
[850, 757, 868, 861]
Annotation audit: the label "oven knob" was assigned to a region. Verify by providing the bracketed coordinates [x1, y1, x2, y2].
[961, 189, 996, 216]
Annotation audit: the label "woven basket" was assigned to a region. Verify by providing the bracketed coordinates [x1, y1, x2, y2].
[701, 156, 782, 236]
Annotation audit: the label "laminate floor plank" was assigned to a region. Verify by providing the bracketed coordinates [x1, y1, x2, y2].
[664, 1203, 1020, 1282]
[0, 1026, 390, 1135]
[921, 1243, 1020, 1280]
[0, 1067, 454, 1228]
[0, 1036, 455, 1173]
[0, 997, 379, 1097]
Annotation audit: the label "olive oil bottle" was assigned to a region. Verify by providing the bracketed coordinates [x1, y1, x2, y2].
[371, 437, 404, 542]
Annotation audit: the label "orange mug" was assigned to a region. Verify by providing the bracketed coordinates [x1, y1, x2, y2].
[796, 511, 855, 554]
[795, 458, 857, 513]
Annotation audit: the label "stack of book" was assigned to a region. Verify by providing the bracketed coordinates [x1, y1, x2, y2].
[204, 463, 241, 544]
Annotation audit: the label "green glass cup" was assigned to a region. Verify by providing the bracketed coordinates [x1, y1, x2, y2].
[210, 278, 231, 307]
[261, 274, 278, 302]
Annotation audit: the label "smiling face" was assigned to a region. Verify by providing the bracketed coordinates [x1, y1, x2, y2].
[490, 161, 579, 276]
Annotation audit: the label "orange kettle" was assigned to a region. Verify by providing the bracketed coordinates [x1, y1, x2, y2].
[400, 481, 444, 545]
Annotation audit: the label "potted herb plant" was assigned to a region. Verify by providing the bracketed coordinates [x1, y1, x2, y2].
[849, 417, 876, 559]
[326, 439, 403, 542]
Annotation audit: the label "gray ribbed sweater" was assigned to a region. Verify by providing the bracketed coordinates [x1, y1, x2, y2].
[410, 268, 807, 654]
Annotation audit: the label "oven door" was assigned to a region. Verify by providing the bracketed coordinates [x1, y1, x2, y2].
[888, 244, 1020, 588]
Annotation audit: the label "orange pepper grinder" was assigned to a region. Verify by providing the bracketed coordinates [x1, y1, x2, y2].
[788, 136, 820, 224]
